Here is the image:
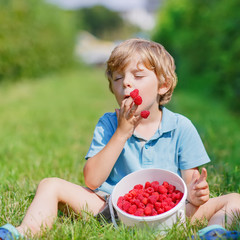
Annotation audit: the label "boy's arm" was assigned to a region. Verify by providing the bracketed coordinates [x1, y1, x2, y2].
[84, 98, 140, 190]
[181, 168, 209, 206]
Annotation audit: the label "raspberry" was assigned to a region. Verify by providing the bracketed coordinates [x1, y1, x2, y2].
[122, 201, 131, 212]
[146, 187, 154, 194]
[158, 185, 168, 194]
[163, 181, 169, 188]
[148, 195, 158, 204]
[151, 181, 160, 191]
[128, 204, 137, 214]
[154, 202, 162, 210]
[152, 208, 158, 216]
[144, 181, 151, 189]
[124, 193, 132, 201]
[142, 197, 148, 205]
[144, 206, 152, 216]
[141, 110, 150, 119]
[134, 95, 142, 105]
[134, 184, 143, 190]
[130, 89, 139, 99]
[117, 180, 183, 217]
[134, 208, 144, 216]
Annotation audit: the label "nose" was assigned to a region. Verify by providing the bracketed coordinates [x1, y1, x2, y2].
[122, 75, 132, 88]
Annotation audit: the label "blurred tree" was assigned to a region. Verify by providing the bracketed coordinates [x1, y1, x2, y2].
[152, 0, 240, 111]
[0, 0, 77, 81]
[75, 5, 140, 41]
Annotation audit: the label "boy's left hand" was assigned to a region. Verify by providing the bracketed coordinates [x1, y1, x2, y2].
[187, 168, 209, 207]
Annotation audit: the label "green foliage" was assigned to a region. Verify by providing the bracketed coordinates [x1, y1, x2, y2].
[152, 0, 240, 111]
[0, 0, 77, 81]
[75, 5, 140, 40]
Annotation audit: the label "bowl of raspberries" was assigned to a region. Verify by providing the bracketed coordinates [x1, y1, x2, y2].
[111, 168, 187, 230]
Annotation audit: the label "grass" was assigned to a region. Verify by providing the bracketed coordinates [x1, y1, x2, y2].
[0, 66, 239, 239]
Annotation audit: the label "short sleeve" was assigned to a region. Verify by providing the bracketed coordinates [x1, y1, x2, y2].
[85, 113, 117, 160]
[177, 117, 211, 170]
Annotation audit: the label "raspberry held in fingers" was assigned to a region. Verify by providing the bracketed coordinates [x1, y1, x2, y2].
[141, 110, 150, 119]
[134, 95, 142, 105]
[130, 89, 139, 99]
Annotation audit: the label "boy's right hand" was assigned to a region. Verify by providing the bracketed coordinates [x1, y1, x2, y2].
[115, 97, 141, 139]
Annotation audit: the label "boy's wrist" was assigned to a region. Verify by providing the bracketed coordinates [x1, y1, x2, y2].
[115, 128, 131, 142]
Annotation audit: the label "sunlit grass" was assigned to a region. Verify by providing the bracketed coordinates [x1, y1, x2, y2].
[0, 66, 239, 239]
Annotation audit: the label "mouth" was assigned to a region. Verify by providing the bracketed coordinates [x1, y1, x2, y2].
[124, 95, 130, 100]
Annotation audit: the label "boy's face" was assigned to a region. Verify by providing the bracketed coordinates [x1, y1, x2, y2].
[111, 54, 161, 113]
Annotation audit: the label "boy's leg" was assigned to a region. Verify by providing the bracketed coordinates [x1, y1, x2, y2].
[16, 178, 106, 236]
[186, 193, 240, 227]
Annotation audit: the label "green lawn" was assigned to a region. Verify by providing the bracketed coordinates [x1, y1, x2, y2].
[0, 66, 239, 239]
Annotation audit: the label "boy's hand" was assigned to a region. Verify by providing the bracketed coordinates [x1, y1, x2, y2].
[115, 97, 141, 139]
[187, 168, 209, 206]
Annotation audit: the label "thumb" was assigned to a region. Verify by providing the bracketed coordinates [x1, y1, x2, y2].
[191, 169, 200, 184]
[197, 167, 207, 184]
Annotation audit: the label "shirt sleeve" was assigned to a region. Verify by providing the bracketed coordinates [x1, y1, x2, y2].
[85, 113, 116, 160]
[177, 116, 211, 170]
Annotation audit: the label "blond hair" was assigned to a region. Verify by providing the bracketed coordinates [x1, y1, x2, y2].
[106, 38, 177, 105]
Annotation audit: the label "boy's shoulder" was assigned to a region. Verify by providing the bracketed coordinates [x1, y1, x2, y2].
[162, 107, 192, 125]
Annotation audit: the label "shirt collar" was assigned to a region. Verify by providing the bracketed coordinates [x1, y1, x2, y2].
[160, 106, 177, 134]
[132, 107, 177, 141]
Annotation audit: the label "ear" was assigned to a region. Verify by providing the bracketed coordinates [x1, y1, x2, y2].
[158, 80, 171, 95]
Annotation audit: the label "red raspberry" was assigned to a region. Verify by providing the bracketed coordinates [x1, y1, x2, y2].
[154, 202, 162, 210]
[168, 184, 176, 193]
[146, 187, 154, 194]
[142, 197, 148, 205]
[151, 181, 160, 191]
[163, 181, 169, 188]
[158, 185, 168, 194]
[117, 202, 123, 210]
[143, 192, 150, 198]
[152, 192, 160, 200]
[146, 203, 154, 209]
[144, 181, 151, 189]
[157, 208, 164, 214]
[164, 205, 172, 212]
[134, 208, 144, 216]
[134, 95, 142, 105]
[140, 110, 150, 119]
[136, 194, 144, 201]
[152, 208, 158, 216]
[134, 184, 143, 190]
[124, 193, 132, 201]
[128, 204, 137, 214]
[122, 201, 131, 212]
[130, 89, 139, 99]
[133, 199, 141, 207]
[144, 206, 152, 216]
[148, 195, 158, 204]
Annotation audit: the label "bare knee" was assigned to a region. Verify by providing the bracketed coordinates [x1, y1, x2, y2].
[225, 193, 240, 209]
[37, 177, 62, 198]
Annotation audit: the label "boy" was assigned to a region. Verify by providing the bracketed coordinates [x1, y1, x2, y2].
[0, 39, 239, 239]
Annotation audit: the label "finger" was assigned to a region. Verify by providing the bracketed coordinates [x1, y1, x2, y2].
[191, 169, 200, 184]
[197, 168, 207, 184]
[194, 180, 209, 190]
[195, 188, 209, 198]
[121, 97, 134, 114]
[128, 104, 138, 118]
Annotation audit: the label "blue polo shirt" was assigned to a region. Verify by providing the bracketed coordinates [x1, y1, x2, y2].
[85, 107, 210, 194]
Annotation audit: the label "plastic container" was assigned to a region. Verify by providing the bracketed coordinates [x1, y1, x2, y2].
[111, 168, 187, 230]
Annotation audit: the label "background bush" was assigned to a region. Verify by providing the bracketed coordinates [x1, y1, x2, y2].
[152, 0, 240, 111]
[0, 0, 77, 81]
